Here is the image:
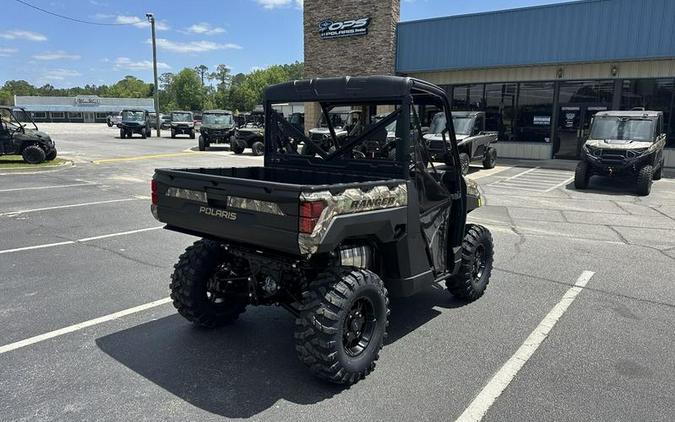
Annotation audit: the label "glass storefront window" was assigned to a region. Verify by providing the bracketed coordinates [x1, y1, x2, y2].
[559, 80, 614, 104]
[515, 82, 554, 143]
[485, 83, 517, 141]
[621, 79, 675, 147]
[452, 84, 484, 110]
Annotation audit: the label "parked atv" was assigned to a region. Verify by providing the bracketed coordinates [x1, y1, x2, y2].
[118, 109, 152, 139]
[199, 110, 236, 151]
[231, 110, 264, 155]
[425, 111, 498, 175]
[170, 111, 195, 139]
[150, 75, 494, 385]
[0, 106, 57, 164]
[575, 110, 666, 196]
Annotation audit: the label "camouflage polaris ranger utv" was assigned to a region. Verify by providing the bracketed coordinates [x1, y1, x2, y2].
[198, 110, 235, 151]
[150, 76, 494, 385]
[575, 110, 667, 196]
[0, 106, 57, 164]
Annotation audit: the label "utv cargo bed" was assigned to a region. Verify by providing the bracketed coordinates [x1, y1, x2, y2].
[153, 166, 405, 255]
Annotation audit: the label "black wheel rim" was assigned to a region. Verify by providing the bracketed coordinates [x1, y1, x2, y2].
[472, 246, 486, 283]
[343, 297, 376, 357]
[205, 263, 237, 313]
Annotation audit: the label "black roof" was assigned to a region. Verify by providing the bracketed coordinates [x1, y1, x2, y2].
[203, 109, 233, 114]
[264, 75, 447, 103]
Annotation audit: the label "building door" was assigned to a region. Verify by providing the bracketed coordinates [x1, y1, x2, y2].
[555, 104, 608, 159]
[83, 112, 95, 123]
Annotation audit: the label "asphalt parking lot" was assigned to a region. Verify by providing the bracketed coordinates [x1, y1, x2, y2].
[1, 124, 674, 421]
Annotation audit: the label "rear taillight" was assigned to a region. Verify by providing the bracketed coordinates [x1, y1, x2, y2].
[151, 180, 158, 205]
[299, 200, 326, 234]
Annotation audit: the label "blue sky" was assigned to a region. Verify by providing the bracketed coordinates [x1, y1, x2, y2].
[0, 0, 571, 88]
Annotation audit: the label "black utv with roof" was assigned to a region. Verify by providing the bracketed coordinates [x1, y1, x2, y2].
[170, 111, 195, 139]
[118, 109, 152, 139]
[231, 109, 265, 155]
[575, 110, 667, 196]
[0, 106, 57, 164]
[150, 76, 494, 385]
[198, 110, 236, 151]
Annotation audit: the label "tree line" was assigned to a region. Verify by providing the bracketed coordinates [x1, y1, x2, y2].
[0, 61, 303, 113]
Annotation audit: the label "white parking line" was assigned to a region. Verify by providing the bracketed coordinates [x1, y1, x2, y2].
[0, 298, 172, 355]
[0, 182, 98, 193]
[544, 177, 575, 192]
[0, 226, 163, 255]
[455, 271, 595, 422]
[0, 198, 140, 216]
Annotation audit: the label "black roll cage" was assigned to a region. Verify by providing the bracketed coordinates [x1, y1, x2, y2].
[0, 106, 39, 133]
[265, 80, 460, 181]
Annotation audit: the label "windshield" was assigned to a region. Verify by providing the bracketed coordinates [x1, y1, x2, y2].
[202, 113, 233, 125]
[318, 113, 352, 129]
[590, 117, 655, 142]
[122, 111, 145, 122]
[429, 114, 473, 136]
[172, 112, 192, 122]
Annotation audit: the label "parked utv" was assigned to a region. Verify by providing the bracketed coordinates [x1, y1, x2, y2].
[199, 110, 236, 151]
[575, 110, 666, 196]
[303, 110, 362, 155]
[287, 112, 305, 133]
[425, 111, 498, 175]
[150, 76, 494, 385]
[231, 110, 264, 155]
[170, 111, 195, 139]
[0, 106, 57, 164]
[118, 109, 152, 139]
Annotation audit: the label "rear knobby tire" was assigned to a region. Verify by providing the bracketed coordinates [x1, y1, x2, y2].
[120, 129, 125, 139]
[295, 269, 389, 385]
[198, 135, 207, 151]
[46, 150, 57, 161]
[251, 141, 264, 156]
[482, 147, 497, 169]
[446, 224, 494, 302]
[574, 161, 590, 189]
[170, 239, 247, 328]
[636, 165, 653, 196]
[22, 145, 46, 164]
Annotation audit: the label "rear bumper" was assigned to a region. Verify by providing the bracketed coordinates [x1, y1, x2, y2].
[172, 126, 194, 134]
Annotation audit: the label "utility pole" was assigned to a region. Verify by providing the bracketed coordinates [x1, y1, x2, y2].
[146, 13, 160, 137]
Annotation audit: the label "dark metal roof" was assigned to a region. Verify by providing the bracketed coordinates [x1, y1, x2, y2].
[396, 0, 675, 73]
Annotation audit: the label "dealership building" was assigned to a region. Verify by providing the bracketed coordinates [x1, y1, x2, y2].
[14, 95, 155, 123]
[305, 0, 675, 166]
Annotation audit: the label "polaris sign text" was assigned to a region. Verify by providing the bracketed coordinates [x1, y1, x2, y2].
[318, 17, 370, 40]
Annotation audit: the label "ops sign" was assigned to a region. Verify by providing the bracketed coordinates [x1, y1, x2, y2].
[318, 17, 371, 40]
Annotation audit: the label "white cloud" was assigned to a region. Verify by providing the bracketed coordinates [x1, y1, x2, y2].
[0, 30, 47, 42]
[255, 0, 302, 9]
[42, 68, 82, 81]
[152, 38, 242, 54]
[114, 57, 170, 71]
[0, 47, 18, 57]
[33, 50, 81, 60]
[184, 23, 226, 35]
[116, 15, 170, 31]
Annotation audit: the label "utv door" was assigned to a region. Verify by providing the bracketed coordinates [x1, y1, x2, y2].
[470, 114, 489, 159]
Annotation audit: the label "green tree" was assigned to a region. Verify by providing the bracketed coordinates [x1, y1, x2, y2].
[108, 76, 153, 98]
[194, 65, 209, 86]
[173, 68, 205, 111]
[210, 64, 232, 90]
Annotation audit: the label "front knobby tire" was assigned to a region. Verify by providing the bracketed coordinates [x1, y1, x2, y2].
[483, 147, 497, 169]
[251, 141, 264, 156]
[459, 152, 470, 176]
[636, 165, 653, 196]
[574, 161, 591, 189]
[652, 159, 664, 181]
[446, 224, 494, 302]
[170, 239, 247, 328]
[22, 145, 46, 164]
[294, 269, 389, 385]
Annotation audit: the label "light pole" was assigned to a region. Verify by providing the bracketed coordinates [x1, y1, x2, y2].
[146, 13, 160, 137]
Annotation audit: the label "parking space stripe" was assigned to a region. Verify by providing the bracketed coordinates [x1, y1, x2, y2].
[0, 182, 97, 193]
[0, 226, 163, 255]
[455, 271, 595, 422]
[93, 152, 197, 164]
[0, 298, 172, 355]
[0, 198, 140, 216]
